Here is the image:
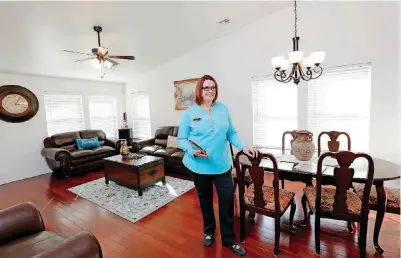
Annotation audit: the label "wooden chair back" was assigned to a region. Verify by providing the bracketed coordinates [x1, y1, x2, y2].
[282, 130, 297, 154]
[316, 151, 374, 220]
[234, 151, 280, 215]
[318, 131, 351, 156]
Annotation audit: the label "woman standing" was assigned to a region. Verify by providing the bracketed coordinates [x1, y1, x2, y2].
[177, 75, 258, 256]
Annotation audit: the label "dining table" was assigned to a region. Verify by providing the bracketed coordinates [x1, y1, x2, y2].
[240, 148, 401, 254]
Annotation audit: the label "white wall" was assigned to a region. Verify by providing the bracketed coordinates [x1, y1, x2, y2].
[0, 72, 124, 185]
[126, 1, 400, 165]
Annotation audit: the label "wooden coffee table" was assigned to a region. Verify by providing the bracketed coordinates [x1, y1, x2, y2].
[103, 153, 165, 196]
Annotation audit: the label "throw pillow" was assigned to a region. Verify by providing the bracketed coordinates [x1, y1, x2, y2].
[167, 136, 180, 149]
[76, 137, 100, 150]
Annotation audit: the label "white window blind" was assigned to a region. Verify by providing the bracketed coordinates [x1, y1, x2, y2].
[132, 92, 151, 139]
[44, 94, 84, 136]
[308, 63, 371, 152]
[252, 76, 298, 149]
[89, 95, 118, 138]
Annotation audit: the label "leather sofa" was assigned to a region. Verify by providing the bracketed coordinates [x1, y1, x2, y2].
[42, 130, 121, 178]
[0, 202, 102, 258]
[131, 126, 190, 174]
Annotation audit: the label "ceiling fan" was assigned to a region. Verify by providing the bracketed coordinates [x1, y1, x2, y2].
[62, 26, 135, 78]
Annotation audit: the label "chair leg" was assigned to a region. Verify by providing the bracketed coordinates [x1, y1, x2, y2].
[301, 194, 308, 226]
[347, 221, 354, 233]
[240, 206, 246, 243]
[289, 199, 297, 232]
[359, 218, 368, 258]
[274, 217, 280, 256]
[281, 179, 285, 189]
[315, 211, 321, 255]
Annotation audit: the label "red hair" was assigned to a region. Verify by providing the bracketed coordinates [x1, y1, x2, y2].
[195, 74, 219, 105]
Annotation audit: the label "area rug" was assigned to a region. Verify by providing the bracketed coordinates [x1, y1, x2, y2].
[68, 176, 194, 223]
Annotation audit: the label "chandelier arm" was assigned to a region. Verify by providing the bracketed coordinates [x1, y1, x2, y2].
[298, 65, 313, 81]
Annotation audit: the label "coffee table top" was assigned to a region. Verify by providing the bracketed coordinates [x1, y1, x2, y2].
[104, 153, 163, 168]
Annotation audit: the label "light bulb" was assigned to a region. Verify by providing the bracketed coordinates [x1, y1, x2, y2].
[310, 51, 326, 64]
[271, 56, 284, 69]
[288, 51, 304, 64]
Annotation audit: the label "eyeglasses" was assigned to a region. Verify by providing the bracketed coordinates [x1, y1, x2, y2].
[202, 86, 217, 91]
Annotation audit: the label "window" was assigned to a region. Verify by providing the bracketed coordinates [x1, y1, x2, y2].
[252, 76, 298, 149]
[44, 94, 84, 136]
[132, 92, 151, 138]
[308, 63, 371, 152]
[88, 95, 118, 138]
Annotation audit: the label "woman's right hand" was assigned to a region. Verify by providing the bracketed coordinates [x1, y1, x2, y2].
[194, 149, 208, 158]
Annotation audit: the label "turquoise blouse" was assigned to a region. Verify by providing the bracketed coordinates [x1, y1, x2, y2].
[177, 102, 245, 175]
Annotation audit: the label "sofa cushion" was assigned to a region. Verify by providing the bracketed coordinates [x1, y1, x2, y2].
[141, 145, 163, 154]
[0, 231, 64, 258]
[171, 151, 184, 159]
[155, 139, 167, 146]
[155, 127, 174, 139]
[70, 149, 94, 159]
[50, 131, 81, 148]
[93, 146, 115, 155]
[80, 130, 106, 141]
[154, 148, 181, 157]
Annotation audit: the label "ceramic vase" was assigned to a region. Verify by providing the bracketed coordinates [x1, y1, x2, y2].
[120, 140, 129, 156]
[291, 130, 315, 161]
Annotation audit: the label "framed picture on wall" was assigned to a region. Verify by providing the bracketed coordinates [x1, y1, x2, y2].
[174, 77, 200, 110]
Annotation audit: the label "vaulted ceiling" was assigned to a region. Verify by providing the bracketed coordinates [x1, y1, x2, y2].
[0, 1, 290, 82]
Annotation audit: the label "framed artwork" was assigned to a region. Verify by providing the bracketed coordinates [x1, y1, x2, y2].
[174, 77, 200, 110]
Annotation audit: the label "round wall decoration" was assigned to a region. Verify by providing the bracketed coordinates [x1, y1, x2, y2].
[0, 85, 39, 123]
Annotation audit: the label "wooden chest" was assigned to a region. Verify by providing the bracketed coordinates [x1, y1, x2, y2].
[103, 154, 165, 196]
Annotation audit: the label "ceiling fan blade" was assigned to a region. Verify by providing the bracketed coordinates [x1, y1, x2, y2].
[62, 50, 93, 56]
[75, 57, 97, 62]
[105, 58, 119, 66]
[108, 55, 135, 60]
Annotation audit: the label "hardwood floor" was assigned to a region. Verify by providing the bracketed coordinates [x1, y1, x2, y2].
[0, 170, 399, 258]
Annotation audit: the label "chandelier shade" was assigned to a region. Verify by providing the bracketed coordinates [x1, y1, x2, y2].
[271, 0, 325, 84]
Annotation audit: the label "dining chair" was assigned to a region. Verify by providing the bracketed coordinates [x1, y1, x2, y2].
[352, 183, 400, 215]
[280, 130, 297, 189]
[317, 131, 351, 156]
[301, 151, 374, 258]
[230, 144, 251, 191]
[234, 151, 297, 256]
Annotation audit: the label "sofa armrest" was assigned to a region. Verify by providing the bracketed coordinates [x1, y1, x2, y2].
[0, 202, 45, 244]
[41, 148, 71, 160]
[33, 231, 103, 258]
[131, 138, 155, 152]
[104, 137, 122, 149]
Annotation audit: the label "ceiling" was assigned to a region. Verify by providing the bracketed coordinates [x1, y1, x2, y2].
[0, 1, 290, 83]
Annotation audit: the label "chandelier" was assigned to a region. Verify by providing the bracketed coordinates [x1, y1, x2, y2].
[271, 0, 326, 85]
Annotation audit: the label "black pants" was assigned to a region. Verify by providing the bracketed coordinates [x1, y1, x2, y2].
[191, 170, 236, 246]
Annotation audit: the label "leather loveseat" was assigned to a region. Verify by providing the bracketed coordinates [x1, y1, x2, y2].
[0, 202, 102, 258]
[131, 126, 190, 174]
[41, 130, 121, 178]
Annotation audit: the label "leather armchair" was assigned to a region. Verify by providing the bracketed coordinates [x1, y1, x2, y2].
[131, 126, 190, 174]
[42, 130, 122, 178]
[0, 202, 102, 258]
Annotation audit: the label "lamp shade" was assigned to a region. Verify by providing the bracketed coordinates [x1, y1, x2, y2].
[288, 51, 304, 64]
[302, 56, 314, 68]
[280, 59, 290, 71]
[271, 56, 284, 69]
[310, 51, 326, 64]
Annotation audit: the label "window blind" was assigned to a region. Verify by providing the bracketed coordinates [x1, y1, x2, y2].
[252, 76, 298, 148]
[44, 94, 85, 136]
[308, 63, 371, 152]
[132, 92, 151, 139]
[89, 95, 118, 138]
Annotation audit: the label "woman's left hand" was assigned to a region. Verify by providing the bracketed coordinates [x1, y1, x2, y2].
[243, 146, 258, 158]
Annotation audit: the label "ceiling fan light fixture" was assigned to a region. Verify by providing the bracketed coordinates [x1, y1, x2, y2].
[91, 59, 113, 70]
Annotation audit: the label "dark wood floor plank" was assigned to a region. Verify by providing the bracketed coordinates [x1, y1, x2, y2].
[0, 170, 399, 258]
